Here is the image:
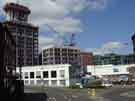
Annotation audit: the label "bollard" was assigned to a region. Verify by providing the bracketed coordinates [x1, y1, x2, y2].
[91, 89, 96, 97]
[88, 88, 91, 96]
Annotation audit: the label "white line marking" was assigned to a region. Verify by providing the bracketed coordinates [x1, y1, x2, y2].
[64, 96, 68, 99]
[68, 99, 71, 101]
[72, 95, 78, 98]
[48, 97, 56, 101]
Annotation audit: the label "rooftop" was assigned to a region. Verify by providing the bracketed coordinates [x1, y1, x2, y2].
[4, 3, 31, 14]
[42, 45, 80, 51]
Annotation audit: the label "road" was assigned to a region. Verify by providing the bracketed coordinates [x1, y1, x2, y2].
[23, 86, 91, 101]
[22, 86, 135, 101]
[101, 86, 135, 101]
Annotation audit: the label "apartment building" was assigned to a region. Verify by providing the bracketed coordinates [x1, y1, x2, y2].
[3, 3, 39, 66]
[0, 22, 16, 77]
[41, 46, 81, 66]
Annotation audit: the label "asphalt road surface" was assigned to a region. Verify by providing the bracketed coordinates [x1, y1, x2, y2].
[23, 86, 91, 101]
[22, 86, 135, 101]
[102, 86, 135, 101]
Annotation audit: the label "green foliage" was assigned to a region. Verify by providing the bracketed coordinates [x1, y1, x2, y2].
[84, 79, 104, 88]
[69, 85, 80, 89]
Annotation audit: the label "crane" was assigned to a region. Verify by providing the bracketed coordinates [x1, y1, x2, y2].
[45, 24, 69, 46]
[44, 24, 77, 47]
[69, 33, 76, 46]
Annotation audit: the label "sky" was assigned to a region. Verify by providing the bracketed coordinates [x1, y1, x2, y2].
[0, 0, 135, 55]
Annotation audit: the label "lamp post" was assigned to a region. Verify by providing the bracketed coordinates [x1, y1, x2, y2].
[18, 48, 22, 81]
[40, 67, 45, 92]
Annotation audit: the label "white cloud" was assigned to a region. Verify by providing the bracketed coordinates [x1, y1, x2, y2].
[39, 35, 65, 52]
[39, 17, 82, 34]
[86, 42, 128, 55]
[0, 0, 109, 33]
[0, 0, 109, 49]
[88, 0, 108, 10]
[102, 41, 125, 50]
[39, 36, 55, 52]
[49, 17, 82, 33]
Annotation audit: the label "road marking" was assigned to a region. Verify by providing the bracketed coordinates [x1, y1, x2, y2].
[64, 96, 68, 99]
[48, 97, 56, 101]
[72, 95, 78, 98]
[68, 99, 71, 101]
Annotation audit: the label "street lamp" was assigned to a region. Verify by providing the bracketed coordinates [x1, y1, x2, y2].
[18, 48, 22, 81]
[40, 67, 45, 92]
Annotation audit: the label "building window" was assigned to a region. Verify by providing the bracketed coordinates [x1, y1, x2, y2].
[43, 71, 48, 78]
[44, 80, 49, 86]
[60, 80, 66, 86]
[36, 71, 41, 78]
[30, 72, 34, 78]
[24, 80, 29, 85]
[113, 68, 119, 72]
[51, 71, 57, 78]
[37, 80, 42, 85]
[51, 80, 57, 86]
[24, 72, 29, 79]
[30, 80, 35, 85]
[60, 70, 65, 78]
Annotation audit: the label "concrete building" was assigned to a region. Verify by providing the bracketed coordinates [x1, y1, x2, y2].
[3, 3, 39, 66]
[86, 64, 135, 81]
[0, 22, 16, 79]
[41, 46, 81, 66]
[17, 64, 81, 87]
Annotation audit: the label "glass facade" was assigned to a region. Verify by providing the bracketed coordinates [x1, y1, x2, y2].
[93, 53, 135, 65]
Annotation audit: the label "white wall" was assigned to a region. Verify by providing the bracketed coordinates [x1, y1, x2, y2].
[17, 64, 71, 87]
[86, 64, 135, 76]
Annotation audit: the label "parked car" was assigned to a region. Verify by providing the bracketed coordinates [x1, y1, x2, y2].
[102, 80, 113, 87]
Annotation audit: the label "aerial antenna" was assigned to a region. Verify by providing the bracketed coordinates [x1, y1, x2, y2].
[45, 24, 66, 46]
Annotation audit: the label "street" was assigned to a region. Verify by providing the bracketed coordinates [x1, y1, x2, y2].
[23, 86, 91, 101]
[22, 86, 135, 101]
[102, 86, 135, 101]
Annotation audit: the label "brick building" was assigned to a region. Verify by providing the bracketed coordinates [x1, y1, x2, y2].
[80, 52, 93, 67]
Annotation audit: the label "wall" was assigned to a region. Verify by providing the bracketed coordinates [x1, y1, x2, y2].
[86, 64, 135, 76]
[17, 64, 75, 87]
[80, 52, 93, 67]
[69, 65, 81, 85]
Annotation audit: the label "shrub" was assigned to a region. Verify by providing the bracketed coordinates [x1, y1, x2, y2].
[84, 79, 104, 88]
[69, 85, 80, 89]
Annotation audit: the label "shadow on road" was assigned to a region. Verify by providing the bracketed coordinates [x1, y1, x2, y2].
[20, 93, 48, 101]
